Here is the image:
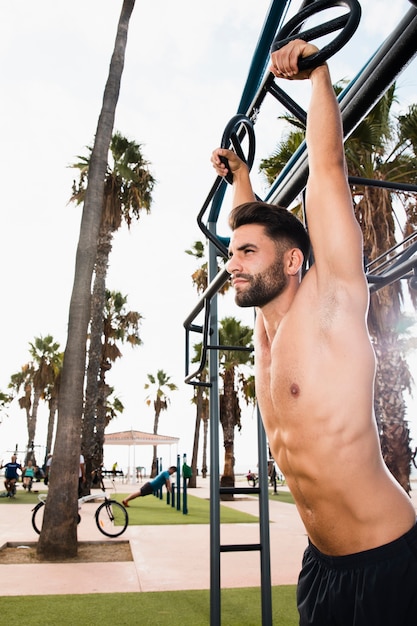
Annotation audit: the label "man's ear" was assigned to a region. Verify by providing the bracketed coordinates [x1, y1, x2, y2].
[286, 248, 304, 276]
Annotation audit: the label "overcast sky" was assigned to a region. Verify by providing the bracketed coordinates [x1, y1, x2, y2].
[1, 0, 416, 475]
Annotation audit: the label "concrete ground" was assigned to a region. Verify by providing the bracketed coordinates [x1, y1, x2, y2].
[1, 477, 416, 596]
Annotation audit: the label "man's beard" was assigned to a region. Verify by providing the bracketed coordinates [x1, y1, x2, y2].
[234, 256, 288, 308]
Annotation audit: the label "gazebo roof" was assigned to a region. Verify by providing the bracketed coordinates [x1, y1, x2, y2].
[104, 429, 179, 446]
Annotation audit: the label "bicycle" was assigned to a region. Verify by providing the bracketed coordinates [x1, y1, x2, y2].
[31, 468, 129, 538]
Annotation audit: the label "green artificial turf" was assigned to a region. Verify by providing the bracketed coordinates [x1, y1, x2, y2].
[0, 489, 259, 525]
[0, 487, 47, 505]
[268, 490, 295, 505]
[0, 487, 295, 524]
[115, 492, 259, 525]
[0, 586, 299, 625]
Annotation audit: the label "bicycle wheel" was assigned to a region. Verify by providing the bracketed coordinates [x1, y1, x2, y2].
[32, 501, 80, 533]
[31, 501, 45, 534]
[95, 500, 128, 538]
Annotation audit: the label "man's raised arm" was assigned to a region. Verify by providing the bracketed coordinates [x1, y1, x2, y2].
[271, 39, 364, 285]
[211, 148, 256, 208]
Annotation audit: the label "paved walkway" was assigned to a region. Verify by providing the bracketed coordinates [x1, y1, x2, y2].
[1, 477, 416, 596]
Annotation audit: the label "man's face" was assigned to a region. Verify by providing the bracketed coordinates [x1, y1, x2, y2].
[226, 224, 288, 308]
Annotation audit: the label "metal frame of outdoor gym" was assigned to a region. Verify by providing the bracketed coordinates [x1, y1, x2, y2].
[184, 1, 417, 624]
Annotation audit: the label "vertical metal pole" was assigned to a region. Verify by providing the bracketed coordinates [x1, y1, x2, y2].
[257, 406, 273, 624]
[159, 457, 163, 500]
[208, 223, 221, 626]
[154, 457, 160, 498]
[183, 453, 188, 515]
[176, 454, 181, 511]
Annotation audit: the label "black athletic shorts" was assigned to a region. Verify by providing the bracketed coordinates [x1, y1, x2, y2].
[297, 522, 417, 626]
[140, 482, 154, 496]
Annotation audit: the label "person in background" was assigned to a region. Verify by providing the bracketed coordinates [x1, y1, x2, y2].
[22, 460, 35, 490]
[246, 469, 257, 487]
[79, 454, 86, 497]
[44, 453, 53, 486]
[1, 455, 22, 496]
[122, 466, 177, 507]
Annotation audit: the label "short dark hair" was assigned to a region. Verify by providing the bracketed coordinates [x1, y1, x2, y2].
[168, 465, 177, 472]
[228, 201, 311, 261]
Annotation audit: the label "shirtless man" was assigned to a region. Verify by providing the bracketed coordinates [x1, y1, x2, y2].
[211, 40, 417, 625]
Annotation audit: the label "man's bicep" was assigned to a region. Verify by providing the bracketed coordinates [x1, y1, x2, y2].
[306, 172, 364, 278]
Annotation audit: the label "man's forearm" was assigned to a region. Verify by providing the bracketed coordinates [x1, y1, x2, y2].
[232, 167, 256, 208]
[307, 65, 345, 174]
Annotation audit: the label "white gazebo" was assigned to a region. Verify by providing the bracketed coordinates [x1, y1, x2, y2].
[104, 429, 180, 483]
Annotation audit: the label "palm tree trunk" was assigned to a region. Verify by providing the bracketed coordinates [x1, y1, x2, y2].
[45, 395, 58, 457]
[152, 411, 160, 478]
[37, 0, 136, 560]
[26, 389, 41, 465]
[357, 188, 413, 494]
[374, 336, 413, 493]
[82, 227, 112, 495]
[220, 367, 240, 501]
[95, 378, 111, 469]
[189, 390, 203, 488]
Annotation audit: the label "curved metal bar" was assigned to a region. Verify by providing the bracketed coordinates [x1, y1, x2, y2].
[219, 114, 256, 184]
[183, 268, 230, 386]
[196, 178, 229, 257]
[367, 232, 417, 272]
[368, 255, 417, 292]
[184, 297, 211, 386]
[266, 6, 417, 208]
[271, 0, 361, 70]
[197, 114, 258, 255]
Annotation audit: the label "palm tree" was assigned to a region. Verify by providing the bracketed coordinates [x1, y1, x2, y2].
[144, 370, 178, 476]
[8, 335, 62, 466]
[71, 133, 154, 493]
[104, 392, 124, 428]
[40, 344, 64, 462]
[259, 85, 417, 492]
[9, 364, 34, 457]
[81, 290, 142, 493]
[348, 89, 417, 493]
[0, 391, 13, 423]
[218, 316, 254, 500]
[37, 0, 137, 560]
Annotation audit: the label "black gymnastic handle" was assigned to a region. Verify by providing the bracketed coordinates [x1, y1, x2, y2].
[219, 114, 256, 184]
[271, 0, 362, 71]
